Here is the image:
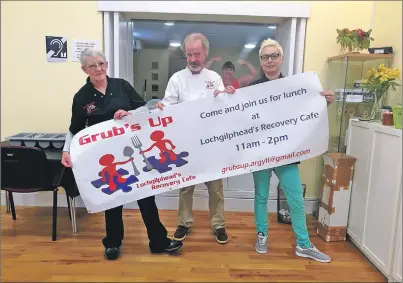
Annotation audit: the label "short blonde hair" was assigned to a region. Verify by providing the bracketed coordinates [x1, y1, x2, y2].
[259, 38, 284, 57]
[182, 33, 209, 55]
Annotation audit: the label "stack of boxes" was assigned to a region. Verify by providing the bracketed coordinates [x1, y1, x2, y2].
[317, 153, 357, 242]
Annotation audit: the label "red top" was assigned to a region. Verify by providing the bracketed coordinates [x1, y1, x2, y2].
[232, 79, 240, 89]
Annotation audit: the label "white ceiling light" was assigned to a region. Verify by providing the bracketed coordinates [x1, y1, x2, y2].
[169, 42, 181, 47]
[164, 22, 174, 26]
[244, 44, 256, 49]
[268, 25, 276, 29]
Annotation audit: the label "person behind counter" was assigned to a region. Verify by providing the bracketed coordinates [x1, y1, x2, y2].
[205, 57, 257, 89]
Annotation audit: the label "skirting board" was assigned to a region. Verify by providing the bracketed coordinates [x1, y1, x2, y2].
[0, 191, 318, 214]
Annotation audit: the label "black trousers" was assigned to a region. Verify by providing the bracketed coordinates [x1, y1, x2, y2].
[102, 195, 172, 253]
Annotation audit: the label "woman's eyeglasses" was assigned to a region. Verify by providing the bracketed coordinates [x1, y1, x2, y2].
[87, 62, 107, 70]
[260, 53, 281, 61]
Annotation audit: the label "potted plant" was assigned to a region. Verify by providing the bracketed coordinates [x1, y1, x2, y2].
[362, 64, 401, 120]
[336, 28, 374, 53]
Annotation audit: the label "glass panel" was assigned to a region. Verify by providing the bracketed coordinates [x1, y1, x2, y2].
[131, 20, 276, 101]
[327, 56, 393, 153]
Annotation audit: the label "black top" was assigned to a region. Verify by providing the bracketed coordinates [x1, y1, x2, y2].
[249, 72, 284, 86]
[69, 76, 145, 135]
[249, 73, 300, 166]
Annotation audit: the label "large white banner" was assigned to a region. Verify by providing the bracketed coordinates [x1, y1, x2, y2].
[70, 72, 329, 213]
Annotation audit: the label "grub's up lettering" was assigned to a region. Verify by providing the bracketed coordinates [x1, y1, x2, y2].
[78, 123, 142, 146]
[79, 135, 91, 145]
[148, 116, 173, 128]
[112, 126, 125, 136]
[123, 123, 141, 132]
[100, 130, 113, 139]
[127, 123, 141, 132]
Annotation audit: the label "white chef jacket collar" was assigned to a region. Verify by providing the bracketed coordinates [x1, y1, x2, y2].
[186, 66, 205, 75]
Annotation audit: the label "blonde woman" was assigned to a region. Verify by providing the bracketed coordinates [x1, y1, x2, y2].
[247, 39, 335, 262]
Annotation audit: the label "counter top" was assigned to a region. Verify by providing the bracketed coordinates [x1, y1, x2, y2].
[350, 119, 402, 137]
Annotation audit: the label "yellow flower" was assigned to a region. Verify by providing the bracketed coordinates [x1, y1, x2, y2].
[368, 68, 376, 76]
[394, 69, 400, 78]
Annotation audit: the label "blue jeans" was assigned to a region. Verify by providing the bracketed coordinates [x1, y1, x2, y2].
[252, 164, 310, 248]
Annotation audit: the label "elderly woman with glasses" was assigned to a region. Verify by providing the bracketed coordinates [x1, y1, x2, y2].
[246, 39, 335, 262]
[61, 48, 182, 260]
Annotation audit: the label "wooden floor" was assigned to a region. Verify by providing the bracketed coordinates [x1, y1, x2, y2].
[1, 206, 386, 282]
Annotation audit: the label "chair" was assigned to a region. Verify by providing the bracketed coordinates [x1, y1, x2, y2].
[1, 145, 66, 241]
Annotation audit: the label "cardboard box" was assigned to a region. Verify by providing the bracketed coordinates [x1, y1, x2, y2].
[317, 153, 357, 242]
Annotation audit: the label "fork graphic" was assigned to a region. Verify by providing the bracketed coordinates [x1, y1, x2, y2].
[131, 136, 153, 170]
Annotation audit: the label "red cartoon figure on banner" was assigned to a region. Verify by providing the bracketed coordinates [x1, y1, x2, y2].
[91, 150, 139, 195]
[99, 154, 133, 191]
[90, 130, 190, 194]
[133, 131, 190, 174]
[140, 130, 178, 163]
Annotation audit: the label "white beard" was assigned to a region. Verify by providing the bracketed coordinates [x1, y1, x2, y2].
[188, 64, 202, 72]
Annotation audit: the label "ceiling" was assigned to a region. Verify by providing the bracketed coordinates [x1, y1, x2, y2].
[131, 20, 277, 49]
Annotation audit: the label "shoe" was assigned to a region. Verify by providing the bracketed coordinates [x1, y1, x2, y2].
[104, 245, 121, 260]
[255, 232, 268, 254]
[173, 225, 191, 241]
[295, 243, 331, 263]
[151, 239, 183, 254]
[214, 227, 228, 244]
[164, 240, 183, 253]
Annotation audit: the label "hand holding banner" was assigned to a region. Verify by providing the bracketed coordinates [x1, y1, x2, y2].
[70, 72, 329, 213]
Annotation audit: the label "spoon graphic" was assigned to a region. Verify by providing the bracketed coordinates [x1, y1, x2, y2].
[123, 146, 140, 176]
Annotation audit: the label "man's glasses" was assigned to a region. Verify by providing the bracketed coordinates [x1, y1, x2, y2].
[86, 62, 107, 70]
[260, 53, 281, 61]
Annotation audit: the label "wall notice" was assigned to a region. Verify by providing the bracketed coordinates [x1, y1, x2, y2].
[71, 40, 101, 62]
[46, 36, 67, 62]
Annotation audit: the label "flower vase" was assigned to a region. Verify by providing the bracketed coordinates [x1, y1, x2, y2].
[370, 93, 386, 121]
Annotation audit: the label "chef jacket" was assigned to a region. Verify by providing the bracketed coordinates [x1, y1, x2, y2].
[161, 67, 225, 105]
